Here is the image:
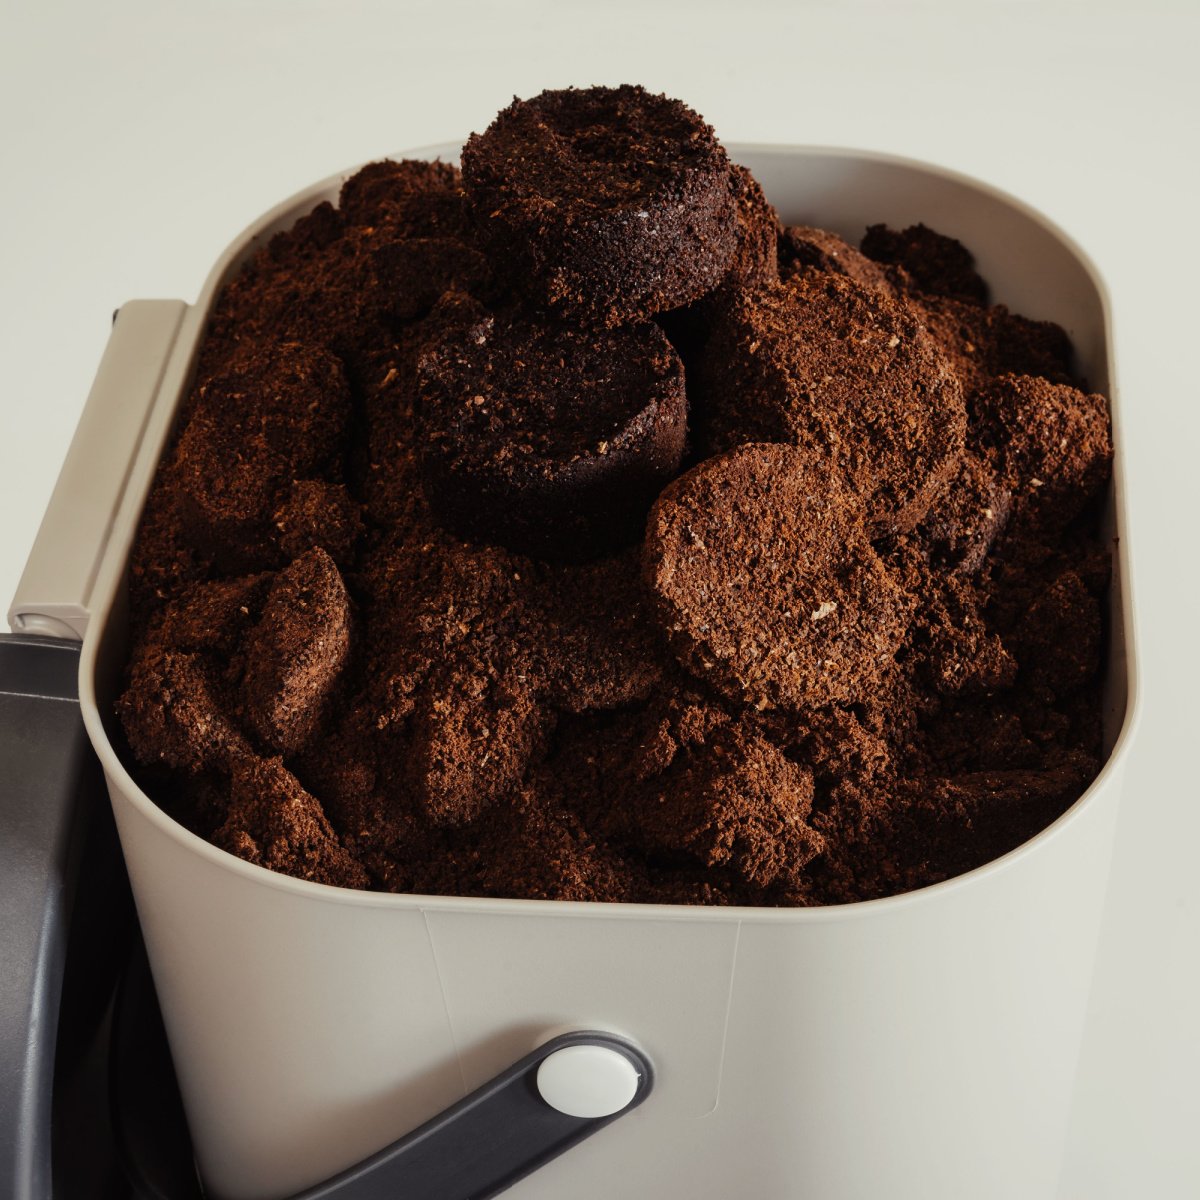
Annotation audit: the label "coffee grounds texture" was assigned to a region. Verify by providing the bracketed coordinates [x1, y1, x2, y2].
[461, 85, 741, 328]
[116, 86, 1113, 906]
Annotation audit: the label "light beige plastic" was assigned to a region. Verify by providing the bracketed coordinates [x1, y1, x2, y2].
[55, 146, 1137, 1200]
[8, 300, 192, 640]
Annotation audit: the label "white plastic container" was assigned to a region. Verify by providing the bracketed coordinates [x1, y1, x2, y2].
[13, 145, 1138, 1200]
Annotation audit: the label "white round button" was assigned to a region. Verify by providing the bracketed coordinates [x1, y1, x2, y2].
[535, 1044, 640, 1119]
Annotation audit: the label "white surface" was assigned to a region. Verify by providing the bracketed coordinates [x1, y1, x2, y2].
[535, 1044, 640, 1118]
[1, 2, 1197, 1196]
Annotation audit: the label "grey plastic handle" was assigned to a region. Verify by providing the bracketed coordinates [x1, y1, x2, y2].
[0, 635, 91, 1200]
[8, 300, 188, 641]
[292, 1031, 654, 1200]
[112, 951, 654, 1200]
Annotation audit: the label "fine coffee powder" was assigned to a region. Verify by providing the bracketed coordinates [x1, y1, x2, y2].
[117, 87, 1113, 905]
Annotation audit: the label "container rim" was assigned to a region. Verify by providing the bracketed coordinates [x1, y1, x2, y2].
[78, 141, 1142, 926]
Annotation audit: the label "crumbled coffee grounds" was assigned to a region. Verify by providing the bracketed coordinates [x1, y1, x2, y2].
[861, 222, 990, 304]
[117, 86, 1113, 906]
[120, 647, 251, 775]
[405, 658, 547, 827]
[811, 751, 1098, 902]
[274, 480, 364, 567]
[214, 757, 370, 889]
[170, 341, 352, 572]
[1012, 569, 1102, 700]
[695, 272, 967, 535]
[239, 547, 353, 756]
[778, 225, 895, 293]
[913, 295, 1078, 399]
[337, 159, 470, 239]
[622, 721, 824, 892]
[971, 373, 1113, 537]
[915, 452, 1012, 575]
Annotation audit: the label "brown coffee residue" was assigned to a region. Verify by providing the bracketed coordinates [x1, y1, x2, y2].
[117, 86, 1113, 905]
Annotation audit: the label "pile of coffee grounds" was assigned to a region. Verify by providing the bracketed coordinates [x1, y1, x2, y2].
[117, 86, 1113, 905]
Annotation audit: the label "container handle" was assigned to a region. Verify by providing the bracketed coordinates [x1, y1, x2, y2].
[8, 300, 188, 641]
[289, 1030, 654, 1200]
[113, 974, 654, 1200]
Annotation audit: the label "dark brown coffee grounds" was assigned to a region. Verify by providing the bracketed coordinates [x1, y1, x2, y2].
[239, 548, 353, 757]
[456, 784, 646, 903]
[811, 750, 1098, 902]
[1012, 569, 1102, 700]
[622, 722, 823, 891]
[915, 452, 1012, 575]
[652, 163, 780, 361]
[200, 166, 482, 388]
[971, 373, 1113, 538]
[213, 757, 370, 889]
[120, 648, 251, 775]
[913, 294, 1078, 399]
[696, 272, 967, 535]
[861, 222, 990, 304]
[528, 692, 817, 903]
[141, 573, 273, 656]
[726, 164, 780, 291]
[532, 549, 666, 714]
[905, 564, 1017, 697]
[405, 658, 547, 827]
[171, 341, 351, 570]
[417, 311, 687, 561]
[778, 225, 895, 293]
[461, 85, 739, 327]
[116, 89, 1113, 907]
[273, 480, 364, 567]
[643, 443, 910, 711]
[337, 159, 470, 239]
[355, 290, 492, 529]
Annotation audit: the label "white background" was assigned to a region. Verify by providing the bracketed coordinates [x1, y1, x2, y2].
[2, 1, 1197, 1195]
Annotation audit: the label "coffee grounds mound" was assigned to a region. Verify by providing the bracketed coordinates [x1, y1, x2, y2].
[273, 480, 364, 567]
[778, 225, 895, 294]
[239, 548, 353, 757]
[461, 85, 739, 327]
[861, 222, 990, 304]
[171, 341, 351, 570]
[116, 87, 1113, 907]
[213, 757, 370, 889]
[337, 159, 470, 240]
[418, 311, 687, 561]
[915, 452, 1012, 575]
[623, 721, 824, 892]
[971, 373, 1113, 538]
[1013, 569, 1102, 700]
[696, 272, 967, 535]
[914, 294, 1078, 400]
[120, 647, 251, 776]
[812, 752, 1098, 902]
